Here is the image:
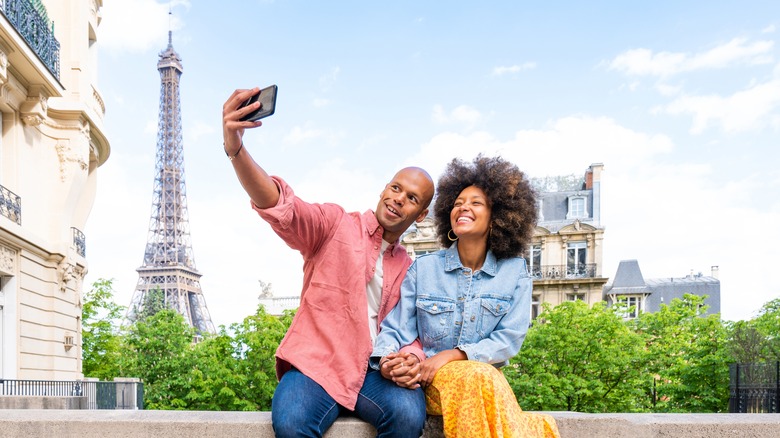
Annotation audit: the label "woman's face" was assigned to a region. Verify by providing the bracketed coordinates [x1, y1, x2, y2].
[450, 185, 492, 241]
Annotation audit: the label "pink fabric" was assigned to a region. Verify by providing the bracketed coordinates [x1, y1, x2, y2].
[253, 176, 423, 410]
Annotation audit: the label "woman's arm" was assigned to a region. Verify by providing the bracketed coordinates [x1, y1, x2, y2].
[371, 263, 421, 366]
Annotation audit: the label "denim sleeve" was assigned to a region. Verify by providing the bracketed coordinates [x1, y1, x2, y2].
[370, 262, 420, 369]
[459, 274, 532, 364]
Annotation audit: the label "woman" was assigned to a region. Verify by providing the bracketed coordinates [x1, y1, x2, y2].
[372, 155, 559, 438]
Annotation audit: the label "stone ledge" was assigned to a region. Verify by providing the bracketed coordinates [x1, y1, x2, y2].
[0, 410, 778, 437]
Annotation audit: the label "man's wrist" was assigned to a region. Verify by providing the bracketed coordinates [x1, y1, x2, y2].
[224, 142, 243, 161]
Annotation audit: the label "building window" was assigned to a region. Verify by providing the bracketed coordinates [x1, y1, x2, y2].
[567, 293, 585, 302]
[618, 295, 643, 319]
[525, 245, 541, 278]
[567, 242, 587, 277]
[531, 294, 540, 320]
[567, 196, 588, 219]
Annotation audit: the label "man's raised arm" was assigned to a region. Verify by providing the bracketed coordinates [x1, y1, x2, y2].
[222, 87, 280, 208]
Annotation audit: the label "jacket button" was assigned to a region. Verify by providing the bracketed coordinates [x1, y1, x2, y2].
[470, 315, 475, 322]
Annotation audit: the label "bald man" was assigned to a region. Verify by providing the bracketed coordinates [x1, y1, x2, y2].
[222, 88, 434, 437]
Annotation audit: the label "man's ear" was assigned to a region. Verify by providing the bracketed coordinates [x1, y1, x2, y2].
[415, 209, 429, 223]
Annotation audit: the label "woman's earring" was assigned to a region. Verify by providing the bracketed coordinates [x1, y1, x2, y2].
[447, 229, 458, 242]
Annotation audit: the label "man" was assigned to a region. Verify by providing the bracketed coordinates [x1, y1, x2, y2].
[222, 88, 434, 437]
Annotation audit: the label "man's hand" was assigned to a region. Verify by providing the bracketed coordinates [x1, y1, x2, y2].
[379, 352, 422, 389]
[222, 88, 263, 156]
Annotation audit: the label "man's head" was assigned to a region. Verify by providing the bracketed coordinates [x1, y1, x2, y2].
[376, 167, 435, 243]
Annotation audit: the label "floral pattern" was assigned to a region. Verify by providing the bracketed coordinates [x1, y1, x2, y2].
[425, 361, 560, 438]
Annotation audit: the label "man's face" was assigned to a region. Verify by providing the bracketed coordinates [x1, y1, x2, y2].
[376, 168, 433, 242]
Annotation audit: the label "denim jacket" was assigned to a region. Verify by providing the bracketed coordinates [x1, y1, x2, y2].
[372, 242, 532, 368]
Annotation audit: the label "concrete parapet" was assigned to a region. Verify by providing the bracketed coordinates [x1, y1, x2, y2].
[0, 396, 87, 410]
[0, 409, 779, 437]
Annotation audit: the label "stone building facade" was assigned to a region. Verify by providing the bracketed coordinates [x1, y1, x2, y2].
[0, 0, 109, 380]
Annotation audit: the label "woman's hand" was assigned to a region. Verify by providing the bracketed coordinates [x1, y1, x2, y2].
[379, 352, 422, 389]
[419, 348, 467, 387]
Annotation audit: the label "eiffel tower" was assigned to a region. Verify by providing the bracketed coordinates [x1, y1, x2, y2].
[126, 31, 215, 335]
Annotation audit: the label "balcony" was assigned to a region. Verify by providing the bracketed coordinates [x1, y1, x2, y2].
[0, 183, 21, 225]
[72, 227, 85, 257]
[0, 0, 60, 80]
[529, 263, 598, 280]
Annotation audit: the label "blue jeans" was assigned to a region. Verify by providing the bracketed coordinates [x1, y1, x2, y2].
[271, 368, 426, 438]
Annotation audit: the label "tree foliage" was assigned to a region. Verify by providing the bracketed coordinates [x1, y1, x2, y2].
[82, 278, 125, 380]
[631, 294, 730, 412]
[507, 301, 646, 413]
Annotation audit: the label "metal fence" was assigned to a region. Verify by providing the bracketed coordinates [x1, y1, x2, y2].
[0, 379, 144, 410]
[729, 362, 780, 413]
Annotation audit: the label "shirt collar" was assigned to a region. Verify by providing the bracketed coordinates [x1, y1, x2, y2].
[364, 210, 401, 254]
[444, 241, 498, 276]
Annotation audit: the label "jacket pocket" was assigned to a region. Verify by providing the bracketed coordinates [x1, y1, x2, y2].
[477, 296, 511, 337]
[416, 297, 456, 343]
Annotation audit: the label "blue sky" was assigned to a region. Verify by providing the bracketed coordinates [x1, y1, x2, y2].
[84, 1, 780, 328]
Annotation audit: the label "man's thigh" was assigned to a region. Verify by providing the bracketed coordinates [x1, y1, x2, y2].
[354, 370, 426, 436]
[272, 369, 341, 437]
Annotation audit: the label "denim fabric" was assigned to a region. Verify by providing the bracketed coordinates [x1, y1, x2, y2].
[272, 368, 426, 438]
[372, 243, 532, 367]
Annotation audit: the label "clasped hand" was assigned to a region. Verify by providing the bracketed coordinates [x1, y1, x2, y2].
[379, 352, 422, 389]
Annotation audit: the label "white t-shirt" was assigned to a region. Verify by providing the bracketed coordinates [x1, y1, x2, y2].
[367, 239, 390, 343]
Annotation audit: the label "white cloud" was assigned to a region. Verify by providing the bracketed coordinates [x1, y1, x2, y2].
[609, 37, 774, 77]
[319, 67, 341, 91]
[655, 83, 682, 96]
[283, 125, 325, 144]
[282, 123, 344, 145]
[186, 121, 215, 142]
[762, 24, 776, 34]
[312, 98, 330, 107]
[491, 62, 537, 76]
[100, 0, 190, 53]
[432, 104, 483, 126]
[664, 78, 780, 133]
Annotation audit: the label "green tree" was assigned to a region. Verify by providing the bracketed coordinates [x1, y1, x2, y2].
[507, 301, 646, 413]
[230, 305, 295, 410]
[136, 287, 167, 321]
[185, 328, 255, 411]
[120, 309, 196, 409]
[632, 294, 730, 412]
[82, 278, 125, 380]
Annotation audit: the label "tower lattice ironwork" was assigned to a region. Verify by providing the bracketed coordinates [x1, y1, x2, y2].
[126, 32, 215, 335]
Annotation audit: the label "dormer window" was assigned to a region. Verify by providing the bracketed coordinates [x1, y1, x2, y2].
[567, 195, 588, 219]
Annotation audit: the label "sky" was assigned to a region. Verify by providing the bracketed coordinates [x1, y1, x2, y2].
[84, 0, 780, 329]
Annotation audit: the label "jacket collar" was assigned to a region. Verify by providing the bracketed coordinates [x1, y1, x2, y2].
[443, 241, 497, 276]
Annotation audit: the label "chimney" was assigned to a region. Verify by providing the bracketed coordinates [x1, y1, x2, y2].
[585, 168, 593, 189]
[711, 266, 719, 279]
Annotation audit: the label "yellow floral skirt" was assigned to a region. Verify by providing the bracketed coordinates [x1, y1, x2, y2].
[424, 361, 560, 438]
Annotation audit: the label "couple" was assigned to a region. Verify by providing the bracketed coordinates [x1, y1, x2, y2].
[223, 88, 559, 438]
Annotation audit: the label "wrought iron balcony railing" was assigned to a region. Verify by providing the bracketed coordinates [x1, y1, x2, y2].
[528, 263, 598, 280]
[1, 0, 61, 80]
[0, 183, 21, 225]
[72, 227, 85, 257]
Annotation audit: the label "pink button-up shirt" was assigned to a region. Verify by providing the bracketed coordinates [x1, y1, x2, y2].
[254, 176, 423, 409]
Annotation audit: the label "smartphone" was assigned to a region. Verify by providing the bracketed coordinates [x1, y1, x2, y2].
[239, 85, 278, 122]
